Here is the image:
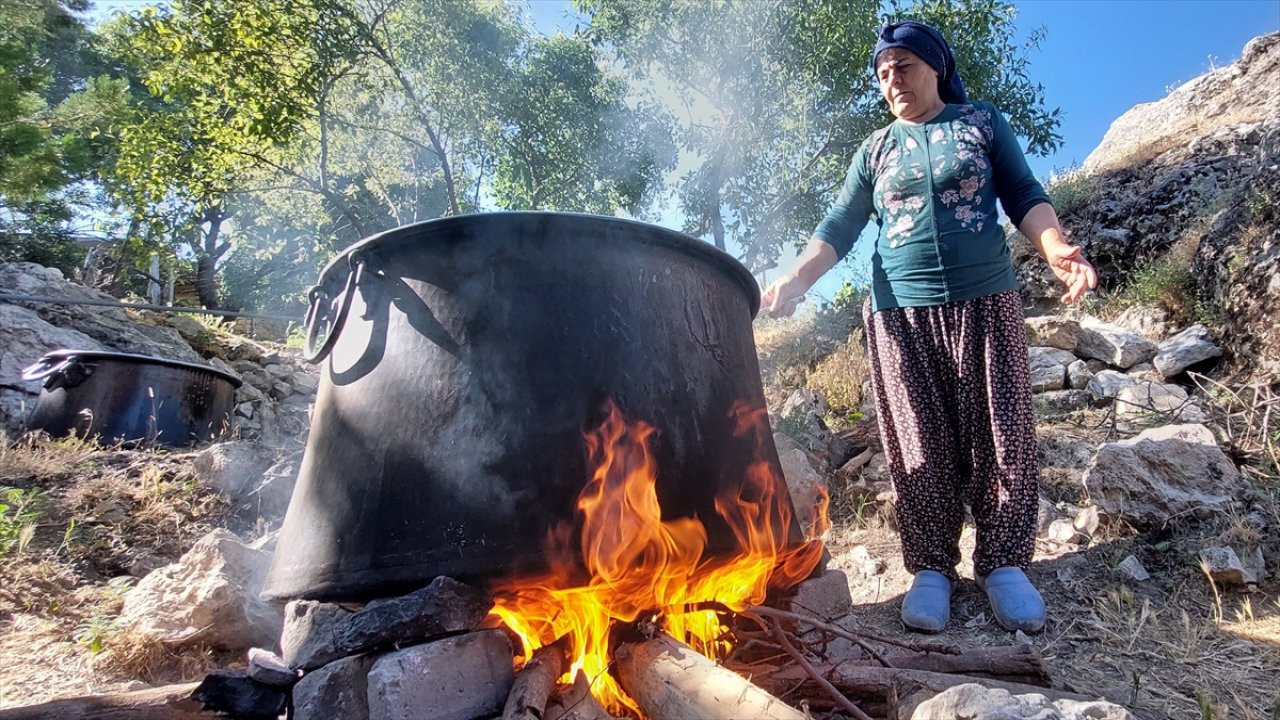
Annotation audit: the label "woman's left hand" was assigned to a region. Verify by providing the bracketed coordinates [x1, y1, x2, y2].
[1046, 242, 1098, 304]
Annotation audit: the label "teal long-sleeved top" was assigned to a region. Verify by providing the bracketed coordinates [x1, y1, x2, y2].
[813, 101, 1052, 311]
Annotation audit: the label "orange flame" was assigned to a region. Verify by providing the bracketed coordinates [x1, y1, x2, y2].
[488, 398, 827, 715]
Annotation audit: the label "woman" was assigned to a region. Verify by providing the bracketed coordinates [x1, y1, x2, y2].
[762, 21, 1096, 634]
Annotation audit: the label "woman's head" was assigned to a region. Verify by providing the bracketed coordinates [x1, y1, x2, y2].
[873, 21, 967, 119]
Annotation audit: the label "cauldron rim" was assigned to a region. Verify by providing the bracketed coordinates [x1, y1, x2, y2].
[316, 211, 762, 316]
[31, 349, 243, 388]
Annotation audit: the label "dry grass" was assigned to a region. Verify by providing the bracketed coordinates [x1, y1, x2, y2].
[806, 328, 870, 416]
[0, 435, 102, 486]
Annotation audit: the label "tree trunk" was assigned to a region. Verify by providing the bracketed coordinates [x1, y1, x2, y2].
[195, 204, 228, 310]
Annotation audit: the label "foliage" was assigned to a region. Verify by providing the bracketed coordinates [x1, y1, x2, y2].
[1046, 169, 1103, 218]
[576, 0, 1062, 270]
[806, 328, 869, 414]
[0, 486, 46, 557]
[88, 0, 675, 310]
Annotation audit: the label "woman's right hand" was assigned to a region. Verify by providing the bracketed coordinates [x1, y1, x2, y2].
[760, 273, 811, 318]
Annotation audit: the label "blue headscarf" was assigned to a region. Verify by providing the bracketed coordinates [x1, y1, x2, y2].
[873, 21, 968, 104]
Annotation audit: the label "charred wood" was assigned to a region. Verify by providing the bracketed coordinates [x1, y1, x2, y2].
[502, 636, 570, 720]
[544, 671, 620, 720]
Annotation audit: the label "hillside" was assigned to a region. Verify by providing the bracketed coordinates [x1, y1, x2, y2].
[1, 31, 1278, 720]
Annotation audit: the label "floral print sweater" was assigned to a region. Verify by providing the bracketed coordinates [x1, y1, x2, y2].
[813, 101, 1051, 311]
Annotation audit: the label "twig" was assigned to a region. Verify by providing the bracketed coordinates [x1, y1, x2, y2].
[747, 604, 953, 662]
[767, 617, 874, 720]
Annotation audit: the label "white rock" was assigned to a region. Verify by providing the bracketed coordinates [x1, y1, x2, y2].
[778, 448, 827, 540]
[1087, 370, 1137, 401]
[911, 682, 1135, 719]
[1067, 360, 1094, 390]
[1025, 316, 1082, 351]
[1117, 555, 1150, 582]
[1083, 424, 1245, 524]
[192, 441, 278, 498]
[1028, 347, 1077, 392]
[1076, 316, 1159, 369]
[117, 529, 282, 651]
[368, 630, 514, 720]
[1154, 324, 1222, 379]
[1114, 381, 1208, 424]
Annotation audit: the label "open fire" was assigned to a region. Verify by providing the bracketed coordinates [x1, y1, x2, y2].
[488, 398, 828, 715]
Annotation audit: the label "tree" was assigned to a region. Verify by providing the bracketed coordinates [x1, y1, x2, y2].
[97, 0, 675, 309]
[0, 0, 108, 274]
[577, 0, 1062, 272]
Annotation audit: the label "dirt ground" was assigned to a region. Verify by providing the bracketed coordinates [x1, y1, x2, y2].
[821, 414, 1280, 720]
[1, 409, 1278, 719]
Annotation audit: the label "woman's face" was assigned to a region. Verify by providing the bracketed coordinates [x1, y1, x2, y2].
[875, 48, 942, 121]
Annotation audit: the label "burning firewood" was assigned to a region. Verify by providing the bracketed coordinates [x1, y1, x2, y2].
[502, 636, 570, 720]
[544, 671, 620, 720]
[614, 629, 809, 720]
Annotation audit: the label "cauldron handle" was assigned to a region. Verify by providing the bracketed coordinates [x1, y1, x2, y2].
[303, 257, 365, 364]
[21, 355, 90, 389]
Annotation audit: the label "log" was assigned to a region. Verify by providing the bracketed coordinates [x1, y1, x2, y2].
[0, 682, 213, 720]
[614, 631, 807, 720]
[503, 636, 569, 720]
[545, 671, 620, 720]
[879, 643, 1051, 686]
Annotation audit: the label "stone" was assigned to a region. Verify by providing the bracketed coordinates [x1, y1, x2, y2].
[1199, 547, 1257, 585]
[190, 668, 288, 719]
[778, 448, 828, 539]
[1033, 390, 1092, 419]
[248, 647, 298, 687]
[253, 453, 302, 525]
[288, 371, 320, 394]
[1116, 555, 1150, 582]
[367, 629, 514, 720]
[0, 303, 105, 433]
[117, 529, 282, 651]
[1113, 304, 1179, 340]
[192, 441, 278, 498]
[0, 262, 205, 364]
[1087, 370, 1138, 402]
[844, 545, 885, 578]
[1073, 505, 1101, 538]
[1028, 347, 1077, 392]
[777, 388, 836, 459]
[1048, 518, 1081, 544]
[789, 568, 852, 619]
[1066, 360, 1094, 390]
[281, 600, 354, 671]
[1076, 316, 1159, 369]
[1083, 424, 1246, 525]
[1154, 324, 1223, 379]
[1025, 316, 1082, 351]
[293, 654, 375, 720]
[1114, 381, 1208, 424]
[265, 363, 295, 380]
[911, 682, 1135, 719]
[331, 576, 493, 661]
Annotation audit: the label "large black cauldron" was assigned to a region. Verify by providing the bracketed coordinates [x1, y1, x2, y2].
[263, 212, 797, 601]
[22, 350, 241, 447]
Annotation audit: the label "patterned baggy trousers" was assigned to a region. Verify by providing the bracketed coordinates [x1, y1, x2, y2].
[863, 290, 1039, 579]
